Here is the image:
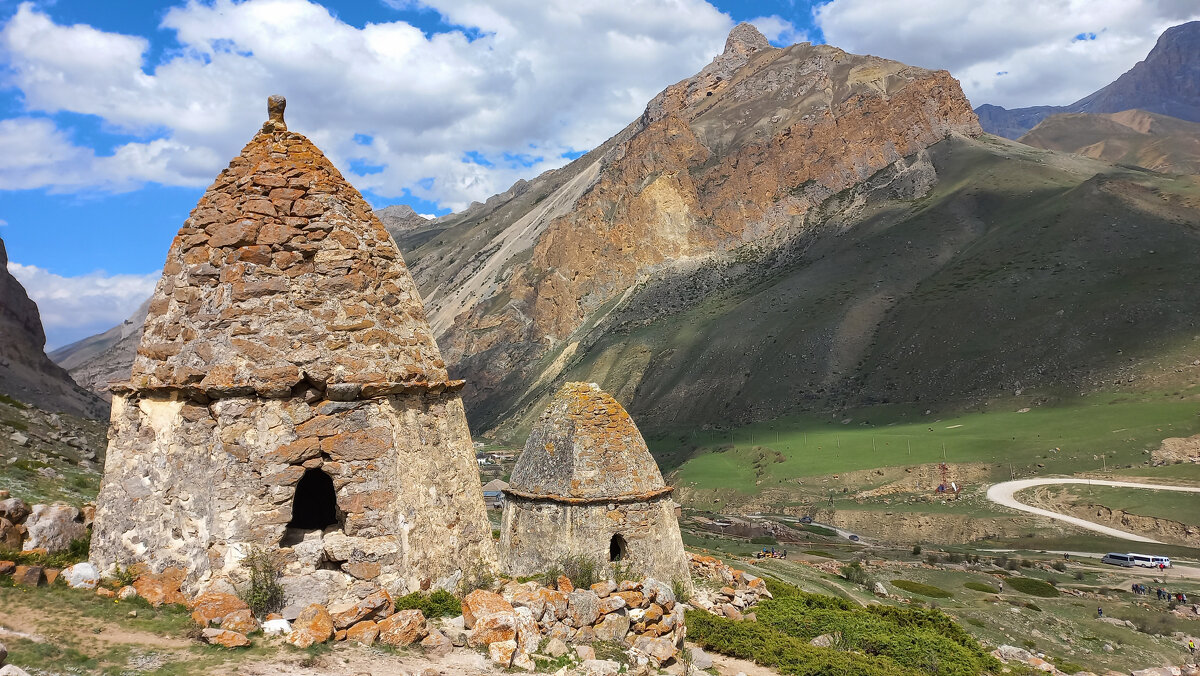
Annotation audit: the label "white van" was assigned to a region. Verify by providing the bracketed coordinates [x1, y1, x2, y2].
[1101, 553, 1134, 567]
[1151, 556, 1172, 568]
[1130, 553, 1155, 567]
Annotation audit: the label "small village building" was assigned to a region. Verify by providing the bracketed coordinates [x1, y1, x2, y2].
[90, 97, 495, 614]
[481, 479, 509, 509]
[499, 383, 690, 588]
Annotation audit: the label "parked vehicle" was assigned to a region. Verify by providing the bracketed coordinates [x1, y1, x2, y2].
[1151, 556, 1172, 568]
[1101, 553, 1135, 567]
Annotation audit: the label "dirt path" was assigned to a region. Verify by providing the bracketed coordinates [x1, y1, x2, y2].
[986, 478, 1200, 543]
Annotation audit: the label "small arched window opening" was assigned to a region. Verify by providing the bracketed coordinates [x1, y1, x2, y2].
[287, 468, 340, 531]
[609, 534, 627, 562]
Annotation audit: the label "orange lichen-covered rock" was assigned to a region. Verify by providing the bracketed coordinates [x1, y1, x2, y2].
[202, 628, 251, 648]
[286, 603, 334, 648]
[190, 592, 250, 627]
[345, 620, 379, 645]
[328, 589, 392, 629]
[132, 567, 187, 607]
[376, 608, 427, 647]
[462, 589, 514, 629]
[220, 609, 259, 634]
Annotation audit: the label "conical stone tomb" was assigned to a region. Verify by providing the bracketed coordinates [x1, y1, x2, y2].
[500, 382, 690, 588]
[91, 97, 496, 610]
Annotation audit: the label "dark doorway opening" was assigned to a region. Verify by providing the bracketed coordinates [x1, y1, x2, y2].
[609, 534, 627, 562]
[287, 468, 339, 530]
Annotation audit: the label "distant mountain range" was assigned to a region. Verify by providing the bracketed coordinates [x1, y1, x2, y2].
[1018, 109, 1200, 175]
[976, 21, 1200, 139]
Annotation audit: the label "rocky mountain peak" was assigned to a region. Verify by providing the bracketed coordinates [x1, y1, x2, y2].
[723, 22, 770, 57]
[0, 236, 106, 418]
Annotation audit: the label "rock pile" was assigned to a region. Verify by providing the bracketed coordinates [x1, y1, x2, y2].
[686, 552, 772, 619]
[449, 576, 689, 671]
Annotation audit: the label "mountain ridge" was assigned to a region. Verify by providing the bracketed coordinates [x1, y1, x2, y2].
[976, 21, 1200, 138]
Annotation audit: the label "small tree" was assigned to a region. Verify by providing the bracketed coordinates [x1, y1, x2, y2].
[239, 548, 285, 616]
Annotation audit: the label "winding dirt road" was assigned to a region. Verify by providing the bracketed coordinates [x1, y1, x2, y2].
[986, 478, 1200, 544]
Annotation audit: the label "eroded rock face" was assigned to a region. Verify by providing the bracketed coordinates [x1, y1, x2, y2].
[89, 98, 496, 606]
[406, 24, 980, 438]
[501, 383, 690, 589]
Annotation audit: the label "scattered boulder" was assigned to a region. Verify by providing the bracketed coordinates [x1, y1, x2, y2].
[328, 588, 393, 629]
[688, 646, 713, 670]
[0, 518, 21, 550]
[594, 611, 631, 645]
[190, 592, 249, 627]
[21, 503, 86, 553]
[11, 565, 42, 587]
[545, 636, 569, 658]
[261, 619, 292, 636]
[810, 633, 836, 648]
[131, 568, 186, 606]
[566, 590, 600, 627]
[0, 561, 13, 576]
[220, 609, 258, 634]
[632, 635, 676, 667]
[377, 608, 428, 647]
[201, 628, 251, 648]
[0, 665, 32, 676]
[286, 603, 335, 648]
[420, 629, 452, 657]
[43, 568, 60, 585]
[0, 498, 29, 524]
[579, 659, 621, 676]
[345, 620, 379, 646]
[514, 606, 540, 656]
[0, 640, 6, 666]
[576, 644, 596, 661]
[61, 562, 99, 589]
[95, 587, 116, 598]
[117, 586, 138, 600]
[488, 639, 517, 667]
[462, 589, 513, 629]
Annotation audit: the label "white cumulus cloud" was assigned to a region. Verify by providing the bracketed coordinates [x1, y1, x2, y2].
[6, 261, 159, 349]
[816, 0, 1200, 108]
[0, 0, 735, 207]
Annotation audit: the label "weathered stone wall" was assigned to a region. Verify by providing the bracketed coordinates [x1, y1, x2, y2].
[500, 495, 690, 590]
[92, 387, 496, 610]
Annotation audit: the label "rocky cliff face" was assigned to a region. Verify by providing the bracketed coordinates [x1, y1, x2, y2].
[400, 24, 980, 435]
[0, 237, 107, 418]
[977, 21, 1200, 138]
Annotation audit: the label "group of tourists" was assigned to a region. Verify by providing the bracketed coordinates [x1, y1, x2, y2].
[1130, 583, 1188, 603]
[755, 548, 787, 559]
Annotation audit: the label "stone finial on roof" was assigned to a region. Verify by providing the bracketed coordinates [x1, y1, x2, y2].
[263, 95, 287, 133]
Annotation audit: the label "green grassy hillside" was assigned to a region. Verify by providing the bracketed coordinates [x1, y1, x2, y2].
[480, 133, 1200, 444]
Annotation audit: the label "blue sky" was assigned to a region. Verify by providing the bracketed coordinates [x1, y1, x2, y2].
[0, 0, 1196, 348]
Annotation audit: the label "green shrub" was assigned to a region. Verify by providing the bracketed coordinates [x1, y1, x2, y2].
[1051, 561, 1067, 572]
[0, 535, 90, 569]
[239, 548, 285, 616]
[686, 610, 918, 675]
[841, 561, 875, 588]
[924, 554, 942, 565]
[0, 393, 27, 409]
[1023, 602, 1042, 612]
[911, 545, 922, 556]
[720, 583, 999, 676]
[393, 589, 460, 618]
[1006, 577, 1060, 598]
[458, 561, 497, 595]
[110, 565, 136, 588]
[890, 580, 953, 599]
[963, 581, 997, 594]
[560, 554, 599, 590]
[672, 578, 692, 604]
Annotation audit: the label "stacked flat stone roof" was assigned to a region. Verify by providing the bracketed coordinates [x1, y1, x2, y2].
[124, 97, 451, 400]
[506, 382, 671, 503]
